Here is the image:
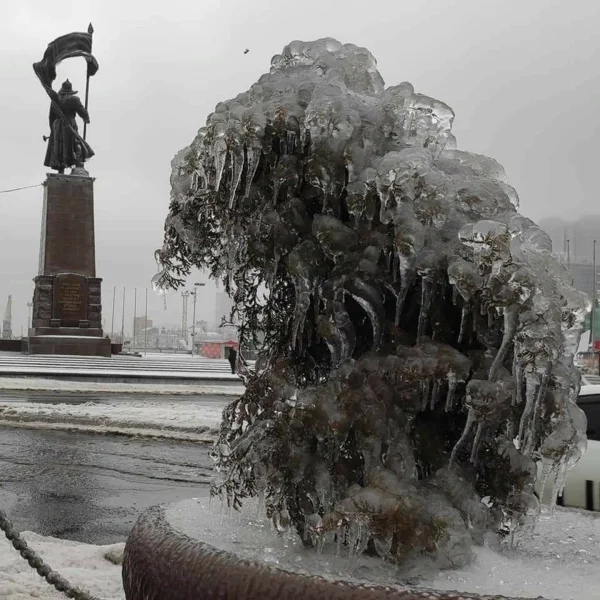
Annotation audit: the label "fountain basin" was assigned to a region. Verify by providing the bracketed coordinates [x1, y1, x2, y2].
[122, 497, 600, 600]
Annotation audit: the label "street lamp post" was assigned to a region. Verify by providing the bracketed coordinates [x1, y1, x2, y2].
[120, 287, 126, 345]
[133, 287, 137, 353]
[593, 240, 597, 361]
[110, 285, 116, 340]
[144, 288, 148, 356]
[190, 282, 205, 356]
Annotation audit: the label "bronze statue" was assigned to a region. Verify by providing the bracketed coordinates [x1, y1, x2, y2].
[44, 80, 90, 173]
[33, 25, 98, 173]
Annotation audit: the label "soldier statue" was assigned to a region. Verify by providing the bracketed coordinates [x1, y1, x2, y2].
[44, 79, 91, 173]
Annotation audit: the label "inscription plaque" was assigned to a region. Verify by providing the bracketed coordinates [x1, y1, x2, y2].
[52, 274, 88, 326]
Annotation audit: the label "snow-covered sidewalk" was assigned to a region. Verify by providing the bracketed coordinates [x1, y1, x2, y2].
[0, 376, 243, 395]
[0, 390, 234, 442]
[0, 532, 125, 599]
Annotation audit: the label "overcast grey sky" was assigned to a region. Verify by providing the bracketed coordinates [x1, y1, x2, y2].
[1, 0, 599, 334]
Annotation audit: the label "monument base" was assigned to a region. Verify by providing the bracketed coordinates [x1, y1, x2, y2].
[28, 174, 110, 357]
[28, 273, 109, 357]
[28, 335, 111, 357]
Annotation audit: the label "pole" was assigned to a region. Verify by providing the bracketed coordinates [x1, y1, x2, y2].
[83, 23, 93, 141]
[133, 287, 137, 352]
[144, 288, 148, 356]
[190, 282, 206, 357]
[191, 289, 198, 356]
[110, 285, 116, 339]
[592, 240, 597, 352]
[120, 287, 126, 345]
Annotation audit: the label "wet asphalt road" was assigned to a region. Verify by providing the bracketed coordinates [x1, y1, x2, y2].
[0, 391, 233, 545]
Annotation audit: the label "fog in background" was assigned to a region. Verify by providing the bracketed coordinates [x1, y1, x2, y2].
[1, 0, 599, 334]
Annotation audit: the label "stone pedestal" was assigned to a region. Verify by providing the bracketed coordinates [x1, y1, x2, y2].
[28, 173, 111, 357]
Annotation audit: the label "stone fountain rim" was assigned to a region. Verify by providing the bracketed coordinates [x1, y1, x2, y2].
[122, 503, 550, 600]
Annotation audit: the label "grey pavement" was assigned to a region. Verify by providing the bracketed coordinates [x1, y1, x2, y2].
[0, 426, 214, 545]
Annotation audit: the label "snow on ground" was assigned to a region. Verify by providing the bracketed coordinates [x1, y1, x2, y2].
[426, 507, 600, 599]
[0, 376, 243, 395]
[0, 396, 231, 442]
[3, 507, 597, 600]
[0, 531, 125, 599]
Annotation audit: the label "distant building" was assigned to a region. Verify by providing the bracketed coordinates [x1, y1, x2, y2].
[539, 216, 600, 264]
[193, 331, 238, 359]
[569, 262, 600, 302]
[1, 295, 12, 340]
[133, 316, 153, 338]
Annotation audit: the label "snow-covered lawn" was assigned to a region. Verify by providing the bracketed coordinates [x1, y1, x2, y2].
[0, 532, 125, 599]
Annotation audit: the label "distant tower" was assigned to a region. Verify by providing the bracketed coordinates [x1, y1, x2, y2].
[26, 302, 33, 331]
[181, 291, 190, 338]
[2, 295, 12, 339]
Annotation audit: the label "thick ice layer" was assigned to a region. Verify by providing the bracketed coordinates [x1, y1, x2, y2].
[157, 38, 589, 572]
[166, 498, 600, 600]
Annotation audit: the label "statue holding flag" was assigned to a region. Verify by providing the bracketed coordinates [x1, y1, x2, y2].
[44, 79, 90, 173]
[33, 24, 99, 174]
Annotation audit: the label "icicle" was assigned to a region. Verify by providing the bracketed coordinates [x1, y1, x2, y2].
[316, 536, 325, 557]
[488, 307, 518, 382]
[291, 285, 311, 351]
[537, 458, 554, 505]
[395, 285, 407, 325]
[549, 460, 569, 515]
[506, 419, 515, 441]
[244, 146, 261, 198]
[395, 256, 414, 324]
[556, 462, 569, 499]
[450, 408, 475, 464]
[470, 421, 484, 464]
[458, 302, 469, 343]
[417, 275, 433, 340]
[287, 131, 296, 155]
[346, 279, 384, 350]
[445, 372, 458, 412]
[268, 248, 281, 290]
[524, 366, 552, 455]
[273, 178, 281, 206]
[514, 359, 524, 406]
[257, 489, 265, 520]
[429, 379, 440, 410]
[213, 145, 228, 192]
[228, 146, 245, 209]
[517, 372, 538, 449]
[421, 379, 432, 411]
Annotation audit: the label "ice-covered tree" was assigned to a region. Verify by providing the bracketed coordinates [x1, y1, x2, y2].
[155, 38, 588, 570]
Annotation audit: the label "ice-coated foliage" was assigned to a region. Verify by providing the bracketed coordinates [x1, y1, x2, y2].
[156, 38, 589, 571]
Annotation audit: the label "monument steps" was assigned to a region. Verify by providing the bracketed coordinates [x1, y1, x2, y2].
[0, 353, 249, 381]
